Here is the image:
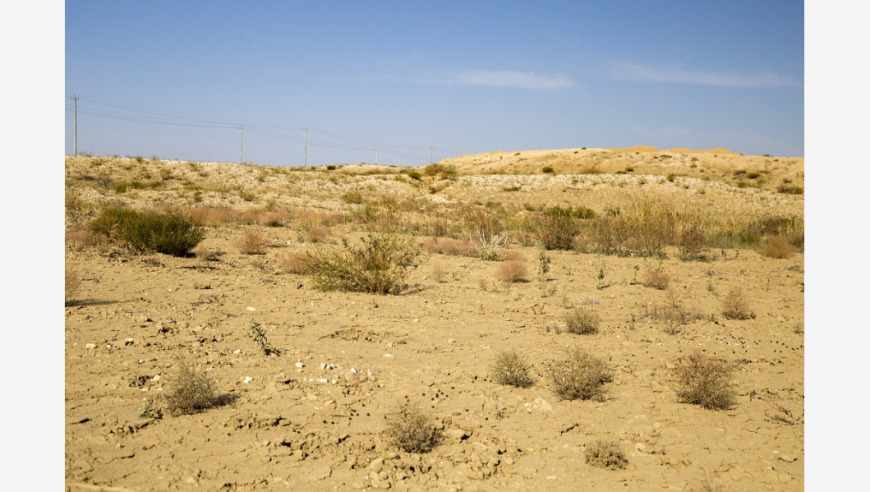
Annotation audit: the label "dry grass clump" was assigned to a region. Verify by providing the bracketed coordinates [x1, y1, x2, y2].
[304, 225, 330, 244]
[279, 253, 312, 274]
[302, 233, 422, 294]
[384, 401, 443, 453]
[65, 267, 83, 305]
[644, 267, 670, 290]
[165, 362, 220, 416]
[424, 237, 476, 257]
[585, 440, 628, 470]
[564, 307, 601, 335]
[551, 347, 613, 401]
[722, 287, 755, 320]
[674, 350, 736, 410]
[192, 243, 221, 261]
[761, 235, 794, 258]
[492, 350, 534, 388]
[641, 293, 703, 334]
[235, 229, 269, 255]
[65, 226, 112, 252]
[498, 259, 530, 283]
[260, 210, 290, 227]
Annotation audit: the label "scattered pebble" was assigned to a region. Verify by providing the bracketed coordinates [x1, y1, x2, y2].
[383, 354, 394, 358]
[243, 376, 253, 384]
[85, 343, 96, 350]
[246, 307, 256, 311]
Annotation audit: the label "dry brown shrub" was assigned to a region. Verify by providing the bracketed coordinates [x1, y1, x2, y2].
[722, 287, 754, 320]
[498, 260, 529, 283]
[585, 440, 628, 470]
[260, 210, 290, 227]
[305, 225, 330, 244]
[641, 293, 703, 334]
[65, 267, 83, 305]
[492, 350, 534, 388]
[424, 237, 476, 257]
[384, 401, 443, 453]
[674, 350, 736, 410]
[192, 243, 221, 261]
[235, 229, 269, 255]
[165, 362, 220, 416]
[431, 265, 447, 283]
[644, 268, 670, 290]
[280, 253, 312, 274]
[762, 235, 794, 258]
[551, 347, 613, 401]
[65, 227, 111, 252]
[564, 307, 600, 335]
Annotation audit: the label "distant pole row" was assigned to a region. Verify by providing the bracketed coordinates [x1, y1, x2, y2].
[67, 96, 437, 166]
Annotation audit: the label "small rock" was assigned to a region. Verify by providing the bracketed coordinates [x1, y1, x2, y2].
[243, 376, 253, 384]
[247, 307, 256, 311]
[85, 343, 96, 350]
[383, 354, 394, 358]
[295, 361, 304, 368]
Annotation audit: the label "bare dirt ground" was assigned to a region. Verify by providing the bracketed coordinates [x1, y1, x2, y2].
[65, 148, 804, 491]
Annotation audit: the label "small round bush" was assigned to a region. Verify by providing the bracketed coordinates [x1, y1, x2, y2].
[165, 363, 219, 416]
[384, 401, 442, 453]
[586, 440, 628, 470]
[564, 308, 600, 335]
[675, 350, 736, 410]
[551, 347, 612, 401]
[492, 350, 534, 388]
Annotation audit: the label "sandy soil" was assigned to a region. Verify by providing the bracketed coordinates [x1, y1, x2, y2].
[65, 149, 804, 491]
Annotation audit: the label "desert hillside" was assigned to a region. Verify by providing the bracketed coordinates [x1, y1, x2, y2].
[65, 148, 804, 491]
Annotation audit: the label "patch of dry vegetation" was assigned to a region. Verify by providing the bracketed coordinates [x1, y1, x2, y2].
[551, 347, 613, 401]
[674, 350, 737, 410]
[384, 401, 443, 453]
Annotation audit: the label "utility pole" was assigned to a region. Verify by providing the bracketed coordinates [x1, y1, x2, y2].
[375, 147, 378, 165]
[304, 127, 308, 166]
[71, 94, 78, 156]
[238, 125, 243, 164]
[430, 146, 433, 165]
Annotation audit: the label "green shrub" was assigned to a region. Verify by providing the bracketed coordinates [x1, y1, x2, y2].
[492, 350, 534, 387]
[90, 207, 204, 256]
[302, 233, 422, 294]
[551, 347, 612, 401]
[542, 166, 555, 174]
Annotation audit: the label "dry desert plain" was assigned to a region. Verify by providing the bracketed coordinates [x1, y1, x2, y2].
[65, 147, 804, 491]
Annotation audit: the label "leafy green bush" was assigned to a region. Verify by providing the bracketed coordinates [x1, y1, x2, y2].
[302, 233, 422, 294]
[90, 207, 204, 256]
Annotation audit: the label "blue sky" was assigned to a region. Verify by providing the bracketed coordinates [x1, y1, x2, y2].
[65, 1, 804, 166]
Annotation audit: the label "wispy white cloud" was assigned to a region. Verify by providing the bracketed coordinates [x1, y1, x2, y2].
[360, 70, 574, 90]
[611, 62, 802, 89]
[451, 71, 574, 90]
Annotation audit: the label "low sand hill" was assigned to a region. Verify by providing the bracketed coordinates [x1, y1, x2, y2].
[438, 146, 804, 194]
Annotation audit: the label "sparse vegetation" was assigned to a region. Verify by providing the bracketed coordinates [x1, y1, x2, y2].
[585, 440, 628, 470]
[492, 350, 534, 388]
[564, 307, 601, 335]
[551, 347, 612, 401]
[384, 401, 443, 453]
[674, 350, 736, 410]
[235, 229, 269, 254]
[249, 320, 277, 355]
[65, 267, 83, 305]
[722, 287, 754, 320]
[165, 362, 220, 416]
[762, 235, 794, 258]
[498, 259, 529, 283]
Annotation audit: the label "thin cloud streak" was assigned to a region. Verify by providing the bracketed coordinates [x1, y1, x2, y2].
[360, 70, 574, 90]
[453, 71, 574, 90]
[611, 62, 802, 88]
